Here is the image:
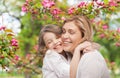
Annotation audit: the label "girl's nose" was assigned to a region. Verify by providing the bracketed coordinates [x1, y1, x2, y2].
[53, 39, 58, 44]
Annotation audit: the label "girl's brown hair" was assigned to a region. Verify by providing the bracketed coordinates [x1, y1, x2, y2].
[38, 24, 62, 57]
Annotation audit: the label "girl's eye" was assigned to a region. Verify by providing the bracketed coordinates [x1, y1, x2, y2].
[46, 40, 52, 45]
[47, 41, 51, 44]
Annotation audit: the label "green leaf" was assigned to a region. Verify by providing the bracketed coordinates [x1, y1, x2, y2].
[104, 0, 109, 4]
[34, 2, 42, 8]
[3, 52, 8, 57]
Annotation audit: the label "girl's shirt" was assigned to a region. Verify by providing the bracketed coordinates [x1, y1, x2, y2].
[42, 50, 71, 78]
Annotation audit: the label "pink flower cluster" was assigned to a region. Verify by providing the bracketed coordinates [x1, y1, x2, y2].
[68, 7, 75, 14]
[96, 1, 104, 6]
[0, 26, 6, 30]
[42, 0, 55, 8]
[14, 55, 19, 61]
[78, 2, 87, 8]
[109, 0, 118, 7]
[22, 6, 27, 12]
[11, 38, 18, 47]
[102, 25, 108, 29]
[51, 8, 61, 15]
[21, 0, 30, 12]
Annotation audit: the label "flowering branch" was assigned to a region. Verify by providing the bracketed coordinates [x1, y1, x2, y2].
[0, 26, 19, 69]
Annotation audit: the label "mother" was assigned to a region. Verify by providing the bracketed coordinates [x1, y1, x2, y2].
[61, 15, 110, 78]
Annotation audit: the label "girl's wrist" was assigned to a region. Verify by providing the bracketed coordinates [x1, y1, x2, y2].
[74, 48, 81, 54]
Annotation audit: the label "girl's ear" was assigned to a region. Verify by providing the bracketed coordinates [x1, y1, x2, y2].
[45, 45, 48, 49]
[43, 46, 48, 53]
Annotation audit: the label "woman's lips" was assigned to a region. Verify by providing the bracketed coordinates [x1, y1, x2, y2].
[63, 41, 72, 45]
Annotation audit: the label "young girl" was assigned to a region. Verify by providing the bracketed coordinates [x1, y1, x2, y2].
[38, 24, 92, 78]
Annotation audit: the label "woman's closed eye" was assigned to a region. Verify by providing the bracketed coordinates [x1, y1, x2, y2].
[68, 29, 75, 34]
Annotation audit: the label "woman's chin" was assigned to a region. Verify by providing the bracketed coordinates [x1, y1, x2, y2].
[63, 47, 71, 52]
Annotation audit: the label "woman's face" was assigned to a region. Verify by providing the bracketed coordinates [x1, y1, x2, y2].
[43, 32, 63, 53]
[62, 21, 83, 53]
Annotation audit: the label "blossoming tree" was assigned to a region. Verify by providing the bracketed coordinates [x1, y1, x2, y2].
[1, 0, 120, 77]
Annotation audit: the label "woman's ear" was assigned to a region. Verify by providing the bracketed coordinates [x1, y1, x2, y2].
[79, 37, 86, 44]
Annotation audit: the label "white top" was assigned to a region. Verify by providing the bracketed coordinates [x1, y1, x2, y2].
[42, 50, 71, 78]
[76, 50, 110, 78]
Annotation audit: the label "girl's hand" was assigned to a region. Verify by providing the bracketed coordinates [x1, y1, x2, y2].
[74, 41, 94, 54]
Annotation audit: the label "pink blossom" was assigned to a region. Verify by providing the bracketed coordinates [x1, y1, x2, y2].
[96, 1, 104, 6]
[26, 54, 31, 60]
[42, 0, 55, 8]
[22, 6, 27, 12]
[102, 25, 108, 29]
[78, 2, 86, 8]
[11, 38, 18, 47]
[0, 26, 6, 30]
[34, 45, 38, 51]
[51, 8, 61, 15]
[115, 42, 120, 47]
[109, 0, 118, 6]
[61, 16, 66, 21]
[68, 7, 75, 14]
[14, 55, 19, 61]
[117, 28, 120, 33]
[99, 34, 105, 38]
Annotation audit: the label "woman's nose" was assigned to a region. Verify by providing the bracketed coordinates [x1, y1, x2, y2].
[62, 33, 69, 39]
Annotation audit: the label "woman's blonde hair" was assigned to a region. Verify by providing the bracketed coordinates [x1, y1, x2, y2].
[38, 24, 62, 57]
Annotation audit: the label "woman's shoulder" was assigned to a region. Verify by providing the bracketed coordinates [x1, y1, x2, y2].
[81, 50, 105, 62]
[83, 50, 102, 56]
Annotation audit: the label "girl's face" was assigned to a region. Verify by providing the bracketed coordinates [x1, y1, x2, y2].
[43, 32, 63, 53]
[62, 21, 83, 53]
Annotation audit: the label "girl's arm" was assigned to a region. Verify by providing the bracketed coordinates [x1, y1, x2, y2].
[70, 48, 80, 78]
[70, 41, 93, 78]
